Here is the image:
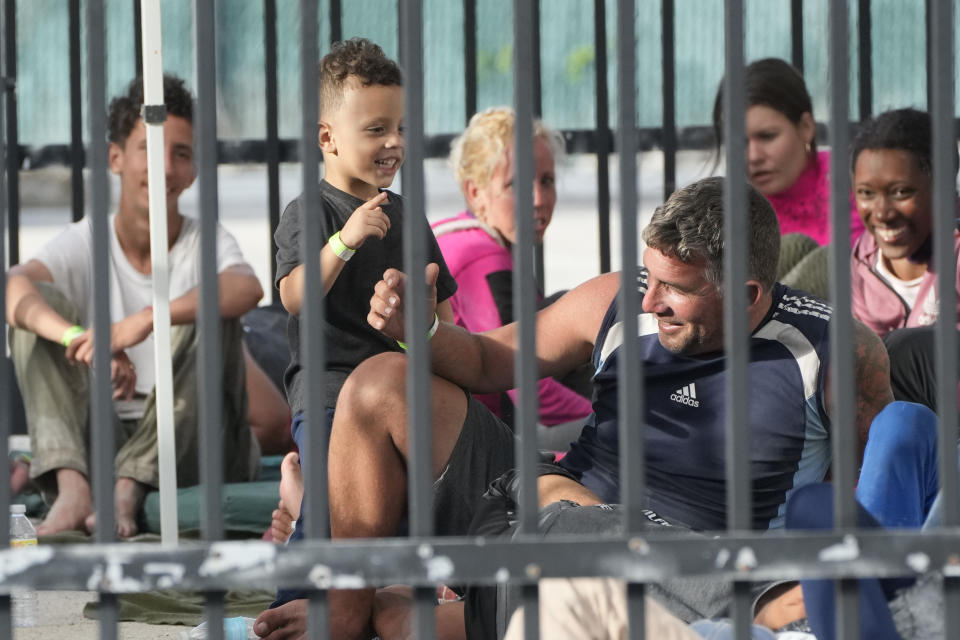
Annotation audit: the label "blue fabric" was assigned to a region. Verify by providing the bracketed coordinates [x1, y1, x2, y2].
[786, 483, 904, 640]
[689, 618, 776, 639]
[560, 279, 834, 531]
[855, 401, 939, 528]
[272, 407, 336, 608]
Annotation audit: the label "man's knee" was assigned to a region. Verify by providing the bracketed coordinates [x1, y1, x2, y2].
[867, 401, 937, 457]
[335, 353, 409, 434]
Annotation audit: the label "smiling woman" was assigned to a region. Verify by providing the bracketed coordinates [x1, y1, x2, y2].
[850, 108, 960, 336]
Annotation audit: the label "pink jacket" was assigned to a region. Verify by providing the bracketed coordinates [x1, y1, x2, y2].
[432, 211, 592, 426]
[851, 229, 960, 336]
[765, 150, 864, 246]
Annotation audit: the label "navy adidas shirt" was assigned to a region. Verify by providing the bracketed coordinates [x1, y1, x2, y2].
[558, 271, 833, 531]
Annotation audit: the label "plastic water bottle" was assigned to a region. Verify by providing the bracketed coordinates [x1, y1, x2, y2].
[9, 504, 38, 628]
[181, 616, 258, 639]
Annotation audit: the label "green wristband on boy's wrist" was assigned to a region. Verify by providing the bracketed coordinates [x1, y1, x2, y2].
[329, 231, 356, 262]
[396, 313, 440, 351]
[61, 325, 85, 347]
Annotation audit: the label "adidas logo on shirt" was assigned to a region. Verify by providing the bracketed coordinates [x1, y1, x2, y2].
[670, 383, 700, 407]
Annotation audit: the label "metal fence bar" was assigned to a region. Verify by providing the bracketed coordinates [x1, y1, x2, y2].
[329, 0, 342, 45]
[85, 9, 116, 631]
[265, 0, 281, 289]
[593, 0, 611, 276]
[615, 0, 644, 636]
[929, 0, 960, 635]
[0, 21, 10, 639]
[512, 0, 540, 636]
[399, 1, 437, 636]
[297, 1, 329, 638]
[69, 0, 84, 223]
[790, 0, 803, 72]
[661, 0, 676, 200]
[530, 0, 546, 292]
[826, 0, 860, 637]
[721, 1, 752, 638]
[3, 0, 18, 267]
[133, 0, 143, 82]
[857, 0, 872, 120]
[463, 0, 477, 124]
[194, 0, 226, 545]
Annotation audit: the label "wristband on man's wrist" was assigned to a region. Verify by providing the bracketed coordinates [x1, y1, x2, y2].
[329, 231, 356, 262]
[61, 325, 85, 347]
[396, 313, 440, 351]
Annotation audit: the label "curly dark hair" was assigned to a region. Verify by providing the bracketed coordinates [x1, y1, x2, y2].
[107, 74, 194, 146]
[318, 38, 402, 118]
[850, 108, 957, 178]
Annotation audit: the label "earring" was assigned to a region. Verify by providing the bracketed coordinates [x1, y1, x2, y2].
[805, 141, 812, 154]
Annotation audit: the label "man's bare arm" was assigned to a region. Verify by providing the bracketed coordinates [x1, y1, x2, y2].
[5, 260, 74, 343]
[826, 318, 894, 464]
[369, 268, 619, 394]
[169, 263, 263, 325]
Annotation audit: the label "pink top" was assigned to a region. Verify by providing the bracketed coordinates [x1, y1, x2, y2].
[765, 150, 865, 246]
[432, 211, 592, 426]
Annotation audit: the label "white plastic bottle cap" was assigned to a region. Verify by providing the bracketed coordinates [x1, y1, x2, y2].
[10, 504, 26, 514]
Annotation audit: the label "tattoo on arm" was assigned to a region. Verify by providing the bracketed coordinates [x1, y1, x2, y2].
[854, 320, 895, 455]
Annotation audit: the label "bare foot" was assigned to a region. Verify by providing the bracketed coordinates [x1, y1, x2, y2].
[35, 468, 93, 536]
[254, 591, 374, 640]
[279, 451, 303, 519]
[254, 598, 307, 639]
[84, 477, 148, 538]
[270, 452, 303, 544]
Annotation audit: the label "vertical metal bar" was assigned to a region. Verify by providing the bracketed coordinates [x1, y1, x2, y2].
[463, 0, 477, 123]
[594, 0, 611, 275]
[857, 0, 872, 121]
[925, 0, 932, 111]
[203, 592, 226, 640]
[299, 1, 329, 637]
[69, 0, 84, 222]
[929, 6, 960, 637]
[530, 0, 546, 292]
[616, 0, 643, 532]
[3, 0, 18, 267]
[722, 1, 751, 638]
[930, 0, 959, 533]
[400, 0, 435, 636]
[329, 0, 342, 45]
[721, 0, 750, 534]
[265, 0, 281, 288]
[790, 0, 804, 72]
[87, 0, 115, 549]
[661, 0, 676, 200]
[194, 0, 225, 544]
[826, 0, 859, 637]
[512, 0, 539, 539]
[0, 62, 9, 637]
[626, 583, 645, 640]
[521, 584, 539, 640]
[134, 0, 143, 77]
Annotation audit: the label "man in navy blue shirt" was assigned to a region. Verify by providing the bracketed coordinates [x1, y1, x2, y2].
[260, 176, 894, 639]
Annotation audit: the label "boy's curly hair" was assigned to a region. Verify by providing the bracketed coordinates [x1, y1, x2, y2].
[107, 74, 194, 146]
[318, 38, 402, 118]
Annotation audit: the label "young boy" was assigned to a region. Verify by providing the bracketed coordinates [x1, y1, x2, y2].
[258, 38, 457, 638]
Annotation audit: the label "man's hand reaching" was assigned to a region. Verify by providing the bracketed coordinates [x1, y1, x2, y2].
[368, 263, 440, 341]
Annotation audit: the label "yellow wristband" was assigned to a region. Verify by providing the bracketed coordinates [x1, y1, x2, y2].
[396, 313, 440, 351]
[61, 325, 85, 347]
[329, 231, 356, 262]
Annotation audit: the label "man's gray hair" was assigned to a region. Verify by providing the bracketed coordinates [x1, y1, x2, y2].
[642, 176, 780, 290]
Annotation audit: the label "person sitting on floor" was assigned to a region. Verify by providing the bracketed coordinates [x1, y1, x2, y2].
[5, 74, 279, 537]
[253, 176, 894, 639]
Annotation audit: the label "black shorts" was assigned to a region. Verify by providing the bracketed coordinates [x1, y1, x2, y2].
[433, 393, 517, 537]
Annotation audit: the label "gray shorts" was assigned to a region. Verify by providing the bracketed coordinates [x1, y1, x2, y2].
[433, 393, 517, 537]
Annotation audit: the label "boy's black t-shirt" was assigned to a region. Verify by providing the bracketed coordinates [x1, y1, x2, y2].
[274, 180, 457, 413]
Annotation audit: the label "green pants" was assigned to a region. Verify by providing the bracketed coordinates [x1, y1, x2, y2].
[10, 283, 259, 503]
